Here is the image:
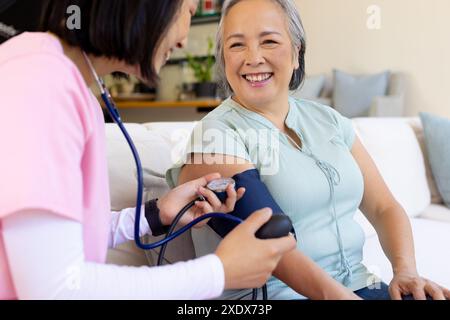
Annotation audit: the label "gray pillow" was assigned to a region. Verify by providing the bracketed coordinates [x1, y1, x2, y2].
[333, 70, 390, 118]
[291, 74, 325, 99]
[420, 112, 450, 208]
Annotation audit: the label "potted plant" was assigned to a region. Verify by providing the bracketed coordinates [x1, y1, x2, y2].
[186, 37, 217, 98]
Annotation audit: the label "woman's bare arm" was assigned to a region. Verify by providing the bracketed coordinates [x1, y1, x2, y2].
[352, 137, 417, 276]
[179, 153, 359, 300]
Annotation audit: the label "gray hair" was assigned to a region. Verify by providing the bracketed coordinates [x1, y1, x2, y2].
[215, 0, 307, 96]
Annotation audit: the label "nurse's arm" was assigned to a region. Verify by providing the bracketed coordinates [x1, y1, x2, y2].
[179, 154, 359, 300]
[2, 210, 225, 300]
[109, 206, 149, 248]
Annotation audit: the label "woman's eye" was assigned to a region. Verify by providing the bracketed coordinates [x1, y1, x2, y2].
[230, 43, 243, 48]
[263, 40, 277, 45]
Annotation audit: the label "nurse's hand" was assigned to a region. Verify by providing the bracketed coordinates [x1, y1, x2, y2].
[215, 208, 297, 290]
[157, 173, 245, 228]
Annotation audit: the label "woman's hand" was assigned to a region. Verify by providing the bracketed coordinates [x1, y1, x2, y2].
[389, 270, 450, 300]
[157, 173, 245, 228]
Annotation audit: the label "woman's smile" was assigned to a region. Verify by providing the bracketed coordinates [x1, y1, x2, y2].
[242, 72, 274, 87]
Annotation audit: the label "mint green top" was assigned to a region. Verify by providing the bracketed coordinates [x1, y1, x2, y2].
[167, 97, 377, 300]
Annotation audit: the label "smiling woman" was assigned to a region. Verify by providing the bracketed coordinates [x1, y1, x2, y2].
[215, 0, 306, 100]
[167, 0, 450, 301]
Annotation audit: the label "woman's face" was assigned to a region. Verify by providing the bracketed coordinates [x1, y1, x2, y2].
[153, 0, 199, 73]
[223, 0, 299, 107]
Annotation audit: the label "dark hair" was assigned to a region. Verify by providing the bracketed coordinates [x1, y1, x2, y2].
[290, 39, 306, 90]
[40, 0, 183, 85]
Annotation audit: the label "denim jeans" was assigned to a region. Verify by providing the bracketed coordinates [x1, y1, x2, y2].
[354, 282, 427, 300]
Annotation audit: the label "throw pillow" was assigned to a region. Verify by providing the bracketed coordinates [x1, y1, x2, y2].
[408, 118, 443, 204]
[419, 112, 450, 208]
[291, 74, 326, 99]
[333, 69, 390, 118]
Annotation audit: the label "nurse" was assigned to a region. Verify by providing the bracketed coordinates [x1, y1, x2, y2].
[0, 0, 296, 300]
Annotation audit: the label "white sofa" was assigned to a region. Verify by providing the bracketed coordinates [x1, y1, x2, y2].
[105, 117, 450, 291]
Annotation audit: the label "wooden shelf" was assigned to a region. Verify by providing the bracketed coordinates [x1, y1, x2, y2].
[115, 99, 222, 109]
[191, 15, 221, 25]
[165, 55, 215, 66]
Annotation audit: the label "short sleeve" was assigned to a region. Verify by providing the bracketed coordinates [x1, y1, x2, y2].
[0, 54, 89, 222]
[328, 108, 356, 149]
[166, 119, 251, 188]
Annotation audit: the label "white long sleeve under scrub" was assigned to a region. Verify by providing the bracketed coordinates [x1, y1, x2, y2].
[2, 208, 225, 300]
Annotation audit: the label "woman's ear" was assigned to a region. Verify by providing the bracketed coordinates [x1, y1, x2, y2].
[293, 46, 300, 70]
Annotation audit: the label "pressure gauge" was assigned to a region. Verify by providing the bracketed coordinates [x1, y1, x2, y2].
[206, 178, 236, 203]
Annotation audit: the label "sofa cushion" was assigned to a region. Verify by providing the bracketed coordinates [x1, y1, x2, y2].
[353, 118, 431, 217]
[420, 113, 450, 208]
[291, 74, 325, 100]
[106, 122, 197, 210]
[352, 192, 449, 240]
[418, 204, 450, 224]
[333, 70, 390, 118]
[408, 118, 443, 205]
[106, 124, 171, 210]
[105, 122, 198, 266]
[363, 218, 450, 288]
[143, 122, 198, 145]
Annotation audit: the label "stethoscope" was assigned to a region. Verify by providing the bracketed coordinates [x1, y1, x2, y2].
[82, 52, 243, 250]
[83, 52, 273, 300]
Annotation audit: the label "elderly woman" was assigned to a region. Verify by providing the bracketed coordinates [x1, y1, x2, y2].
[167, 0, 450, 300]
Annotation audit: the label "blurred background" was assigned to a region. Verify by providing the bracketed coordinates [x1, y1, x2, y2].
[1, 0, 449, 122]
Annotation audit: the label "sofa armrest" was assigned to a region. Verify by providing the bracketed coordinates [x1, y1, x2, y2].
[369, 94, 405, 117]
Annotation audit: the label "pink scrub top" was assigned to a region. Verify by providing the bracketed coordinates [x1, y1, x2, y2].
[0, 32, 111, 299]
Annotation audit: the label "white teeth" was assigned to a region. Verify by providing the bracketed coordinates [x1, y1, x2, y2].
[245, 73, 272, 82]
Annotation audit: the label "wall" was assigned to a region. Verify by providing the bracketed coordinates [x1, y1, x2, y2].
[295, 0, 450, 117]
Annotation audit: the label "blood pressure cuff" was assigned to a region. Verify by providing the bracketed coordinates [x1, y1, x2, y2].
[207, 168, 296, 238]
